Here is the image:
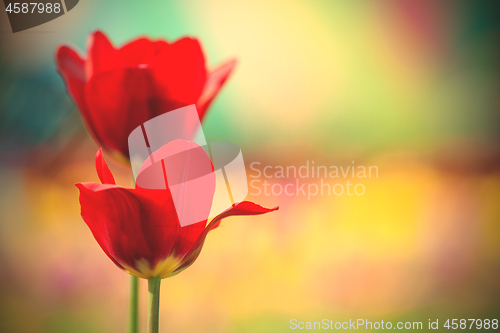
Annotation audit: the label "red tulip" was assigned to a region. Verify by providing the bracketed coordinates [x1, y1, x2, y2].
[56, 31, 236, 164]
[76, 149, 278, 279]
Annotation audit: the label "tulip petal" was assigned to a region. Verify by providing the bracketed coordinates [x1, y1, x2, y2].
[119, 37, 157, 67]
[55, 45, 86, 112]
[154, 40, 169, 54]
[95, 148, 116, 185]
[169, 201, 278, 277]
[85, 31, 122, 78]
[131, 187, 181, 263]
[78, 183, 150, 269]
[169, 220, 206, 259]
[97, 149, 181, 272]
[76, 182, 136, 272]
[56, 45, 109, 150]
[209, 201, 279, 232]
[197, 59, 237, 120]
[84, 67, 186, 158]
[153, 37, 207, 106]
[209, 200, 278, 230]
[77, 183, 181, 278]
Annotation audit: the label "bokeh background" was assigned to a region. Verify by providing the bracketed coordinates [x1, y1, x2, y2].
[1, 1, 500, 332]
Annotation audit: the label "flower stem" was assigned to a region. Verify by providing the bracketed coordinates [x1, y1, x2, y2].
[128, 275, 139, 333]
[148, 276, 162, 333]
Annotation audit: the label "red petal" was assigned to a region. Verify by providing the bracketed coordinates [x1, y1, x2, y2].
[84, 67, 186, 159]
[169, 220, 206, 260]
[132, 187, 180, 262]
[134, 140, 215, 261]
[76, 183, 180, 275]
[56, 45, 109, 151]
[85, 31, 122, 79]
[119, 37, 156, 67]
[170, 201, 278, 276]
[85, 67, 187, 157]
[95, 148, 116, 185]
[154, 40, 169, 54]
[76, 183, 141, 272]
[153, 37, 207, 106]
[197, 59, 236, 120]
[55, 46, 86, 112]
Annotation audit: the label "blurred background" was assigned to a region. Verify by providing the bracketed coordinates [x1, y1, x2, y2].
[1, 0, 499, 332]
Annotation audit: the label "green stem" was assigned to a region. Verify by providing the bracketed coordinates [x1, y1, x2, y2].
[128, 275, 139, 333]
[148, 276, 162, 333]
